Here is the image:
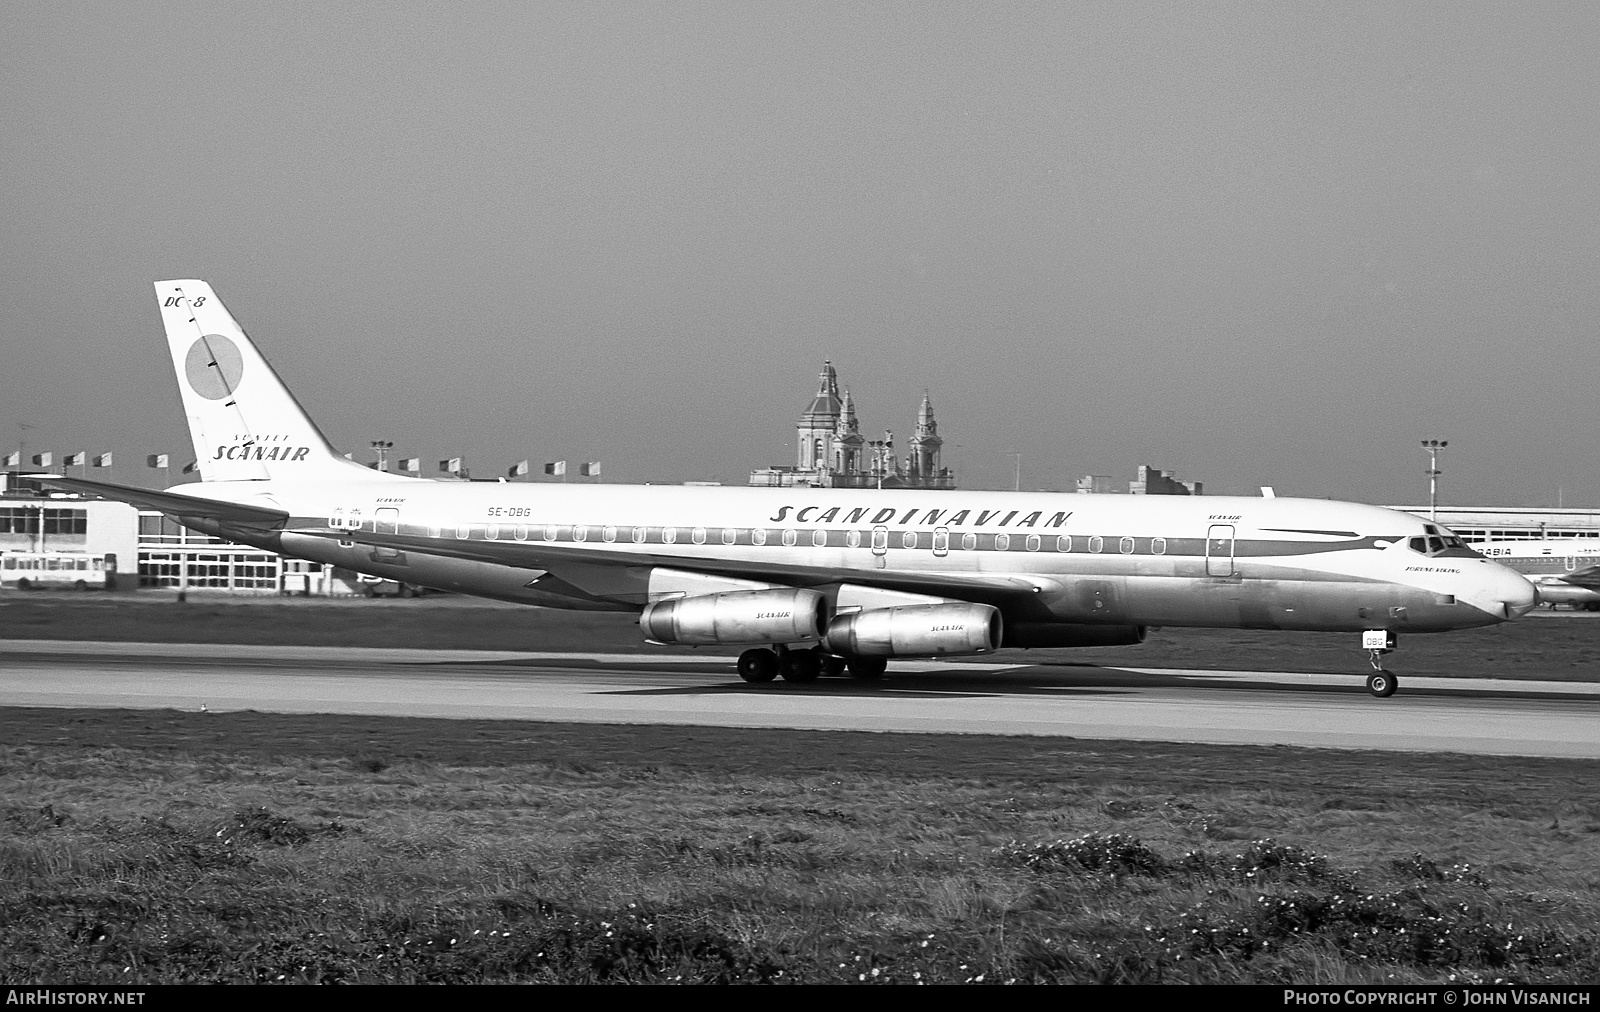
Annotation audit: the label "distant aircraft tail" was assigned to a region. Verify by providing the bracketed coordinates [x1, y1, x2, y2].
[155, 279, 396, 483]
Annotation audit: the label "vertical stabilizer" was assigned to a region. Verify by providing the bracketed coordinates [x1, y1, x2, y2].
[154, 279, 387, 483]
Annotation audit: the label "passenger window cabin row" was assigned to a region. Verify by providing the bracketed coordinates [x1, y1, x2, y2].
[436, 523, 1174, 556]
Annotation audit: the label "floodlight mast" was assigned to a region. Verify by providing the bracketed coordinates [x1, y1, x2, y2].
[1421, 439, 1447, 521]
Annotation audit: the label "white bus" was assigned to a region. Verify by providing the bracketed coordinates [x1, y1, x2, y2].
[1, 551, 118, 590]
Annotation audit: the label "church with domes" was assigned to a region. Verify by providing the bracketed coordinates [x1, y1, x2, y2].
[748, 361, 956, 489]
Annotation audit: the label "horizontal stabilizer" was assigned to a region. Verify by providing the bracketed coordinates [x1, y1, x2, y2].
[44, 476, 289, 526]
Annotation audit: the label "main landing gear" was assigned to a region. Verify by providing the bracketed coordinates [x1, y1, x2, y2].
[1361, 629, 1399, 698]
[735, 646, 877, 684]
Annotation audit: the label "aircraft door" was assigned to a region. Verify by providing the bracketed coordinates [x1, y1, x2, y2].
[932, 527, 949, 558]
[373, 508, 403, 561]
[1206, 525, 1235, 577]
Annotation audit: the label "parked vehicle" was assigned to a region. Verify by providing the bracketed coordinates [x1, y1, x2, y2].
[1, 551, 116, 590]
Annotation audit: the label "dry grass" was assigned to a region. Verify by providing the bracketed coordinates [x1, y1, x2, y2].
[2, 710, 1596, 983]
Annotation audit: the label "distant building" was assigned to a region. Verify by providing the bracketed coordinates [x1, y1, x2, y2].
[1129, 465, 1202, 496]
[750, 362, 955, 489]
[2, 470, 375, 596]
[1, 483, 138, 590]
[1382, 505, 1600, 542]
[1077, 465, 1202, 495]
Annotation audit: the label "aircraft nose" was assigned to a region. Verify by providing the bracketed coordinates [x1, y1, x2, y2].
[1497, 570, 1539, 620]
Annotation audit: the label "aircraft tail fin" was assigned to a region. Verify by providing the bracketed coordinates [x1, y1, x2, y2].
[154, 279, 399, 483]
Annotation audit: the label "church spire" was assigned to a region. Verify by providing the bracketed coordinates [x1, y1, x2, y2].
[917, 391, 936, 433]
[909, 391, 942, 478]
[796, 360, 843, 472]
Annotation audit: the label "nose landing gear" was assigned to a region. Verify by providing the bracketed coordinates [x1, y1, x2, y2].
[1361, 629, 1399, 697]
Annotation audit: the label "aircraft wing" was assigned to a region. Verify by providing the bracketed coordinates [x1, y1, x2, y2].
[1562, 564, 1600, 587]
[43, 477, 289, 527]
[293, 527, 1046, 606]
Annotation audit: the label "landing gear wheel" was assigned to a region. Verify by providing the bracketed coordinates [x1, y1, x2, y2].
[781, 648, 822, 683]
[847, 656, 888, 680]
[737, 648, 779, 683]
[821, 655, 848, 678]
[1366, 671, 1397, 698]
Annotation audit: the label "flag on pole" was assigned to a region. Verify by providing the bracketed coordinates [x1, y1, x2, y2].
[147, 453, 169, 469]
[3, 451, 18, 467]
[544, 460, 566, 477]
[580, 461, 601, 478]
[440, 457, 463, 474]
[64, 452, 86, 467]
[181, 460, 196, 474]
[31, 452, 52, 468]
[398, 458, 420, 473]
[508, 460, 530, 478]
[93, 453, 112, 468]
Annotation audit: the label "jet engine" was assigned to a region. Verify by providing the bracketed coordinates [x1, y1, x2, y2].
[824, 602, 1001, 658]
[640, 588, 828, 646]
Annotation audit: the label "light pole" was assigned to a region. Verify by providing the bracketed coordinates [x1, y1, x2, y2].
[1011, 452, 1022, 492]
[1421, 439, 1447, 521]
[370, 440, 393, 473]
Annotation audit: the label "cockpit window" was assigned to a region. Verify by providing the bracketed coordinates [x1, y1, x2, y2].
[1409, 528, 1471, 556]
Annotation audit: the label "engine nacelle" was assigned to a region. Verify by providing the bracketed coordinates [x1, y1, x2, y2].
[640, 588, 828, 646]
[1532, 583, 1598, 607]
[825, 602, 1001, 658]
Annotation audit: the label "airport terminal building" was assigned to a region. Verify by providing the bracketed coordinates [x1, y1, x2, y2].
[1382, 505, 1600, 542]
[1, 473, 357, 595]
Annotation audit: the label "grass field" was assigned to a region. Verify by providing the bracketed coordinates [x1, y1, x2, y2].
[2, 710, 1597, 984]
[2, 593, 1597, 983]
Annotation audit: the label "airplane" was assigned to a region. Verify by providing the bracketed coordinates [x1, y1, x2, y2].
[46, 279, 1538, 698]
[1472, 540, 1600, 611]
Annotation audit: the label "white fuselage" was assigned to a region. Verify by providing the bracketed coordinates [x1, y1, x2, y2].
[174, 477, 1537, 639]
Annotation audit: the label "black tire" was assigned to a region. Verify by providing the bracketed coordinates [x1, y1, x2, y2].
[1367, 671, 1397, 698]
[16, 578, 30, 591]
[848, 656, 888, 680]
[74, 580, 87, 591]
[781, 649, 822, 683]
[821, 655, 849, 678]
[398, 585, 414, 598]
[737, 648, 779, 683]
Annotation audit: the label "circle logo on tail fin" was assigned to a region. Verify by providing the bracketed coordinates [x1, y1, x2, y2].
[185, 335, 244, 400]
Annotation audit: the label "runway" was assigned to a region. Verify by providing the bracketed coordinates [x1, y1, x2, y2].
[2, 639, 1597, 758]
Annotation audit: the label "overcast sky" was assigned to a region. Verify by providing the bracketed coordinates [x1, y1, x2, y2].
[3, 2, 1597, 505]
